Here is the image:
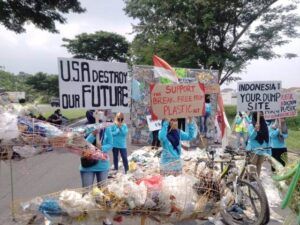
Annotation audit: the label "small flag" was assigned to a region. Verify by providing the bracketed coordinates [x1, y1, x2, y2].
[153, 55, 179, 83]
[217, 94, 227, 138]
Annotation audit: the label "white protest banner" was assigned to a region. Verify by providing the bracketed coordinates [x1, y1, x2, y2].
[237, 81, 282, 112]
[150, 83, 205, 119]
[58, 58, 130, 112]
[264, 91, 298, 120]
[146, 115, 162, 131]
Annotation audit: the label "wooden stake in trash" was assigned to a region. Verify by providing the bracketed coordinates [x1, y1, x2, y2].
[256, 112, 261, 132]
[10, 159, 16, 222]
[141, 215, 147, 225]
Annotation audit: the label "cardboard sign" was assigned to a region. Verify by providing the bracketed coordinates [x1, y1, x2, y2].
[237, 81, 282, 112]
[146, 115, 162, 131]
[58, 58, 130, 112]
[264, 91, 298, 119]
[178, 77, 220, 94]
[205, 84, 220, 94]
[150, 83, 205, 119]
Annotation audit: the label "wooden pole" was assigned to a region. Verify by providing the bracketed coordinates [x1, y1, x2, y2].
[278, 118, 282, 135]
[257, 111, 260, 126]
[9, 159, 16, 222]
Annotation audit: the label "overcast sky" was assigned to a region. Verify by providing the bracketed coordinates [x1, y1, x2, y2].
[0, 0, 299, 89]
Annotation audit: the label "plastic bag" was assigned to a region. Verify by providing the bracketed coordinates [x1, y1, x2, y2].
[0, 112, 19, 140]
[107, 177, 147, 209]
[160, 175, 198, 214]
[136, 175, 162, 191]
[59, 190, 96, 217]
[13, 145, 43, 158]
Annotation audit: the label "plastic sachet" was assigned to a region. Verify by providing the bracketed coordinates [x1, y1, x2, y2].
[21, 197, 43, 212]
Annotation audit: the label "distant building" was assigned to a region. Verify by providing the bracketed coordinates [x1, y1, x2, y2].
[221, 88, 237, 105]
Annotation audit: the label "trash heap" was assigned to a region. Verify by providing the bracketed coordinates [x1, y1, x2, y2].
[0, 108, 112, 160]
[21, 172, 223, 224]
[19, 146, 228, 224]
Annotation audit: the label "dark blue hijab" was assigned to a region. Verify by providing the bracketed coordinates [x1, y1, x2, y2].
[167, 126, 180, 154]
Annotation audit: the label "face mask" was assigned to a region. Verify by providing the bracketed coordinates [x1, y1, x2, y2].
[98, 111, 106, 121]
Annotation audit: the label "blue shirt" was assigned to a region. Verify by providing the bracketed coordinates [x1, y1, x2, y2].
[246, 124, 271, 156]
[158, 121, 196, 168]
[269, 126, 288, 149]
[80, 127, 113, 172]
[111, 124, 128, 149]
[205, 103, 211, 115]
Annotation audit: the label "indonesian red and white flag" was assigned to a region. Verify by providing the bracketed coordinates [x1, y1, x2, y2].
[153, 55, 179, 83]
[217, 94, 228, 138]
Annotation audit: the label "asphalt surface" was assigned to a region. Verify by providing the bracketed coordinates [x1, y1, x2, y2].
[0, 118, 296, 225]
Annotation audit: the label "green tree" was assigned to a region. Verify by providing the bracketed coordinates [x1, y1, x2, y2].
[0, 70, 17, 91]
[25, 72, 59, 98]
[132, 32, 202, 68]
[0, 0, 85, 33]
[62, 31, 130, 62]
[125, 0, 300, 84]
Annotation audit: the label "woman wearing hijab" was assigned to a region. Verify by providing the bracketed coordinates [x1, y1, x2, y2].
[269, 118, 288, 170]
[111, 112, 129, 173]
[81, 109, 113, 187]
[246, 112, 271, 176]
[83, 111, 113, 225]
[159, 117, 196, 176]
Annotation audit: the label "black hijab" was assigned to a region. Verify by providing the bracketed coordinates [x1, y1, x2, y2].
[252, 112, 269, 145]
[167, 126, 180, 154]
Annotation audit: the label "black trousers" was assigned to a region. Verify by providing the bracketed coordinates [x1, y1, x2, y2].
[152, 130, 160, 147]
[271, 147, 287, 171]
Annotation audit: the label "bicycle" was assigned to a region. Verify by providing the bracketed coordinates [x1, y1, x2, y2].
[194, 146, 270, 225]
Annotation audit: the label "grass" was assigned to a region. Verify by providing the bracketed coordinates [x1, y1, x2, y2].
[286, 130, 300, 152]
[42, 108, 86, 121]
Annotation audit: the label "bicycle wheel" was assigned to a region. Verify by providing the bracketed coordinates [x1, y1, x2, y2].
[244, 173, 270, 225]
[221, 179, 268, 225]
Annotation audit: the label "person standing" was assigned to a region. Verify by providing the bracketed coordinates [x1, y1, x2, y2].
[82, 111, 113, 225]
[199, 95, 211, 137]
[159, 117, 196, 176]
[111, 112, 129, 173]
[151, 130, 160, 149]
[233, 111, 250, 149]
[246, 112, 271, 177]
[269, 118, 288, 170]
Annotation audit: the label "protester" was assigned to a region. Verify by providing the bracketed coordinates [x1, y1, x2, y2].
[159, 117, 196, 176]
[47, 109, 62, 125]
[199, 95, 211, 137]
[269, 118, 288, 171]
[111, 112, 129, 173]
[233, 111, 250, 149]
[246, 112, 271, 176]
[151, 130, 160, 149]
[82, 111, 113, 225]
[86, 110, 95, 124]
